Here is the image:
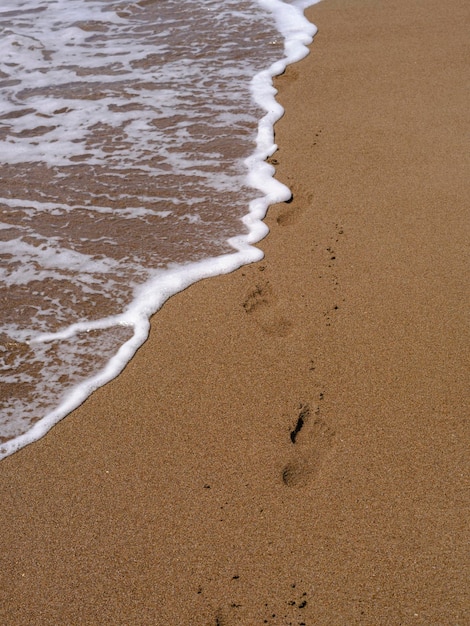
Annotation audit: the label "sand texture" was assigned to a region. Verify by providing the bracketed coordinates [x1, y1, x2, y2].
[0, 0, 468, 623]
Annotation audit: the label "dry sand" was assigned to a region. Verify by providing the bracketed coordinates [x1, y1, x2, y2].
[1, 0, 468, 623]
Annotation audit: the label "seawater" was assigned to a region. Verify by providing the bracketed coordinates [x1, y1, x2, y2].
[0, 0, 317, 459]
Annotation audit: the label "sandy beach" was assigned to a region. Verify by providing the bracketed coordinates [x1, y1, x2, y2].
[1, 0, 468, 623]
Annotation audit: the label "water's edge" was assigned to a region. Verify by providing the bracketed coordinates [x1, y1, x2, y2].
[0, 0, 319, 460]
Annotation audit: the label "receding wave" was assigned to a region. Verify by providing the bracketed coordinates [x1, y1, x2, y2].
[0, 0, 317, 459]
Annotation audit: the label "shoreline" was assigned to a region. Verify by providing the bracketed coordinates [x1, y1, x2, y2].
[1, 0, 468, 623]
[0, 0, 313, 462]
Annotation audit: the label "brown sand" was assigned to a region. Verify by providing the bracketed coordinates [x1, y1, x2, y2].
[1, 0, 468, 623]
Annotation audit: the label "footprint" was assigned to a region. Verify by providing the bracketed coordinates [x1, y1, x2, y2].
[275, 189, 312, 227]
[282, 412, 336, 488]
[242, 282, 293, 338]
[288, 67, 299, 81]
[275, 198, 301, 227]
[242, 281, 273, 314]
[290, 403, 310, 444]
[257, 309, 293, 337]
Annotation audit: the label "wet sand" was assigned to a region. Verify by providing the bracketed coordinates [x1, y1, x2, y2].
[0, 0, 468, 623]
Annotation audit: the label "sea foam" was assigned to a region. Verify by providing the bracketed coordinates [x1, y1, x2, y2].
[0, 0, 318, 459]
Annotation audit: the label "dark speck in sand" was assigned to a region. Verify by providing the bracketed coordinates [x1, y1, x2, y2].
[290, 404, 310, 443]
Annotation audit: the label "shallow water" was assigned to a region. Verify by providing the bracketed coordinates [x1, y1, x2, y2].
[0, 0, 316, 458]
